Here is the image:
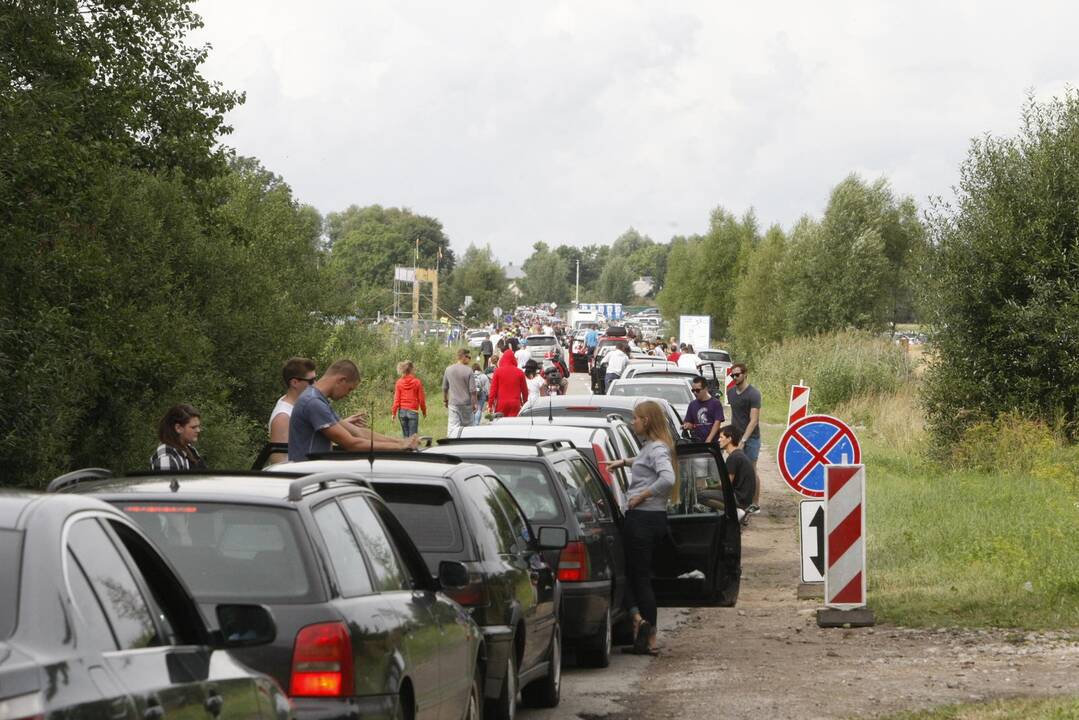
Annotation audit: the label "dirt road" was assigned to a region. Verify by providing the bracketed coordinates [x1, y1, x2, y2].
[523, 381, 1079, 719]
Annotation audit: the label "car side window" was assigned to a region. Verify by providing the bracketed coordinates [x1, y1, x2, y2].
[458, 475, 514, 557]
[339, 496, 409, 592]
[482, 476, 531, 550]
[313, 502, 374, 597]
[554, 460, 602, 523]
[66, 549, 120, 652]
[568, 458, 612, 521]
[67, 519, 159, 650]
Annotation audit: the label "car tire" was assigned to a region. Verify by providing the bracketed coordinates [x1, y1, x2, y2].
[464, 663, 483, 720]
[486, 650, 516, 720]
[521, 622, 561, 708]
[577, 606, 611, 668]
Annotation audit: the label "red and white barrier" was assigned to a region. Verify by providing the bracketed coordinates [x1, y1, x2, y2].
[824, 464, 866, 609]
[725, 366, 737, 394]
[788, 384, 810, 426]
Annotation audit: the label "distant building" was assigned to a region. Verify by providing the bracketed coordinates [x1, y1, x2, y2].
[504, 262, 526, 297]
[632, 276, 655, 297]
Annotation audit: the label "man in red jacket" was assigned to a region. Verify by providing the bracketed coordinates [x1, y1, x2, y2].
[488, 348, 529, 417]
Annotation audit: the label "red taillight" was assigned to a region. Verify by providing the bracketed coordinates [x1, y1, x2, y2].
[558, 541, 589, 582]
[445, 578, 488, 607]
[592, 444, 614, 488]
[289, 622, 354, 697]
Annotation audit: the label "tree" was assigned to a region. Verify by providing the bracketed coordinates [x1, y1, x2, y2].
[922, 92, 1079, 442]
[444, 245, 511, 324]
[731, 225, 789, 358]
[596, 257, 635, 304]
[518, 243, 571, 305]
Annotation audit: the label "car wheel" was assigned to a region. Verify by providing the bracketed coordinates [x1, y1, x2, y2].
[486, 651, 516, 720]
[464, 663, 483, 720]
[521, 622, 561, 708]
[578, 605, 611, 668]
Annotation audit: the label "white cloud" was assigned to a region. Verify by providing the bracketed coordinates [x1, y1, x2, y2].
[193, 0, 1079, 262]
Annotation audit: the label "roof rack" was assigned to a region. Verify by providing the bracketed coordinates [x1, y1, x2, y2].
[288, 471, 372, 501]
[47, 468, 114, 494]
[304, 451, 462, 465]
[437, 437, 578, 455]
[251, 442, 289, 470]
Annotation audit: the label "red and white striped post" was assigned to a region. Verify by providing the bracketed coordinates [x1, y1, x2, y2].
[725, 366, 737, 395]
[818, 463, 875, 626]
[788, 384, 810, 426]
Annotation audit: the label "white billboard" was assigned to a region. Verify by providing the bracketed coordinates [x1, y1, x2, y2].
[678, 315, 710, 350]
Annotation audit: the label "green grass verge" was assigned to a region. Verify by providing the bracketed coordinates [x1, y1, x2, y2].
[879, 696, 1079, 719]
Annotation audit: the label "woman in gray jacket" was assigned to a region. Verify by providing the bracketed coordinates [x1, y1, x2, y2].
[605, 399, 678, 654]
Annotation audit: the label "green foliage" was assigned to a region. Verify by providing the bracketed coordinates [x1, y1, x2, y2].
[922, 91, 1079, 443]
[443, 245, 511, 324]
[731, 225, 788, 358]
[519, 242, 571, 305]
[752, 330, 913, 414]
[595, 257, 635, 304]
[880, 696, 1079, 720]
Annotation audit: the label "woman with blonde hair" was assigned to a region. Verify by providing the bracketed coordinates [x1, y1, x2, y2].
[603, 400, 678, 655]
[391, 360, 427, 437]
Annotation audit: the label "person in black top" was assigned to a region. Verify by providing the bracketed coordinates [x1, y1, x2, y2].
[694, 424, 756, 515]
[480, 336, 494, 369]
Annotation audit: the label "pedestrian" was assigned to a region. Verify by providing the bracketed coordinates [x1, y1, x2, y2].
[391, 360, 427, 438]
[677, 344, 700, 370]
[602, 400, 678, 655]
[515, 338, 532, 370]
[604, 341, 629, 393]
[151, 404, 208, 470]
[489, 347, 529, 417]
[653, 343, 668, 359]
[585, 327, 599, 367]
[524, 359, 544, 401]
[539, 365, 568, 396]
[667, 342, 682, 364]
[472, 362, 490, 425]
[288, 359, 419, 461]
[443, 348, 478, 434]
[269, 357, 317, 463]
[480, 335, 494, 370]
[683, 375, 724, 444]
[726, 362, 762, 513]
[719, 424, 757, 510]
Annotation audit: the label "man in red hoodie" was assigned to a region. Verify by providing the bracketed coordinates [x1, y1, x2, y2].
[488, 346, 529, 417]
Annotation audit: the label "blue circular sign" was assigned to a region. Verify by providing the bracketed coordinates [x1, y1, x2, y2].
[777, 415, 861, 498]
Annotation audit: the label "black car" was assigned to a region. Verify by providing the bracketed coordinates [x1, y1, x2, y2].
[54, 468, 485, 720]
[427, 439, 629, 668]
[0, 492, 290, 720]
[274, 455, 567, 720]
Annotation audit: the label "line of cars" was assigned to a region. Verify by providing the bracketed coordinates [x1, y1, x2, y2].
[3, 393, 742, 720]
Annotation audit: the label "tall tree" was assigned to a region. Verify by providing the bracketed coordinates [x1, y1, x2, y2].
[596, 257, 636, 304]
[444, 245, 511, 324]
[922, 91, 1079, 441]
[518, 242, 571, 305]
[731, 225, 789, 358]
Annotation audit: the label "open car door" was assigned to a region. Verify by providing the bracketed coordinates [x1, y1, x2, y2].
[652, 442, 741, 607]
[696, 361, 723, 397]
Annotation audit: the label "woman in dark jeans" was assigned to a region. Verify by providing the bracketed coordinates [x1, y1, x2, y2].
[605, 400, 677, 655]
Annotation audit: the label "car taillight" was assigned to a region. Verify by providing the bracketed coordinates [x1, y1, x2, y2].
[445, 576, 489, 608]
[289, 622, 354, 698]
[592, 444, 614, 489]
[558, 541, 589, 582]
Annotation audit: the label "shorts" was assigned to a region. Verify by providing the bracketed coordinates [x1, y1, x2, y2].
[743, 435, 761, 462]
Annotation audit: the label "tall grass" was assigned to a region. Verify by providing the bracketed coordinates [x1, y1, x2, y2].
[882, 696, 1079, 719]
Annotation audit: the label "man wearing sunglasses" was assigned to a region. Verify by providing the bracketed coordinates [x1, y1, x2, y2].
[268, 357, 317, 462]
[726, 363, 762, 512]
[683, 375, 724, 445]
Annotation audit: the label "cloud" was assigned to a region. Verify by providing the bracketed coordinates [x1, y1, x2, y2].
[193, 0, 1079, 262]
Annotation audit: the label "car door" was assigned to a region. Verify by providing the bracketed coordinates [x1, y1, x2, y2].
[652, 443, 742, 607]
[65, 517, 221, 720]
[556, 458, 625, 610]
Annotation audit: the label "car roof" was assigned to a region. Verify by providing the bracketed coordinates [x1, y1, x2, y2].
[423, 443, 569, 461]
[456, 424, 600, 444]
[493, 415, 627, 429]
[0, 492, 118, 530]
[631, 367, 698, 375]
[611, 377, 693, 385]
[269, 457, 488, 481]
[523, 394, 644, 410]
[72, 472, 305, 503]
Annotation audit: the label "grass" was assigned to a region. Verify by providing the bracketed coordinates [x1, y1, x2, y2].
[879, 696, 1079, 719]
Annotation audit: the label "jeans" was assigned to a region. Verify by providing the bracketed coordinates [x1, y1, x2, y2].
[474, 393, 488, 425]
[604, 373, 620, 393]
[447, 404, 474, 434]
[743, 435, 761, 462]
[398, 409, 419, 437]
[622, 509, 669, 627]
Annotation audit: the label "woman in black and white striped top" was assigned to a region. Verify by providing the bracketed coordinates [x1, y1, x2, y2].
[150, 404, 207, 470]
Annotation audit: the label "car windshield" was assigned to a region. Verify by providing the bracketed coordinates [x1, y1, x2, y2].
[471, 460, 564, 523]
[528, 337, 556, 346]
[608, 383, 693, 405]
[121, 502, 318, 602]
[0, 529, 21, 638]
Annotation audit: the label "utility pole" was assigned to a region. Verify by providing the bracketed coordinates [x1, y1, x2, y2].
[575, 260, 580, 304]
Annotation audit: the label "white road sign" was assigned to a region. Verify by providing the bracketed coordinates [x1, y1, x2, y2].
[799, 500, 825, 583]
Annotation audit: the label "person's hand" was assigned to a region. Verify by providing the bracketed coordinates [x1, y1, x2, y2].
[345, 411, 368, 427]
[682, 421, 694, 430]
[405, 434, 421, 450]
[628, 495, 643, 510]
[600, 459, 623, 470]
[443, 399, 448, 408]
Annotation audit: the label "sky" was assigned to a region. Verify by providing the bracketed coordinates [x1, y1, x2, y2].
[192, 1, 1079, 263]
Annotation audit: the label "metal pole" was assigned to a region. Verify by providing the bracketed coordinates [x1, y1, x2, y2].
[575, 260, 580, 304]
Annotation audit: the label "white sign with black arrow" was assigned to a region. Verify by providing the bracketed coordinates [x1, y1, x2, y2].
[799, 500, 825, 583]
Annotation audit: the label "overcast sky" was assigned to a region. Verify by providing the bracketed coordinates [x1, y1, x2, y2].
[193, 1, 1078, 263]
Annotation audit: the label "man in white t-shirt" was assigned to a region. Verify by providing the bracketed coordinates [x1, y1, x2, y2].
[677, 344, 701, 371]
[603, 342, 630, 393]
[515, 340, 532, 370]
[269, 357, 318, 463]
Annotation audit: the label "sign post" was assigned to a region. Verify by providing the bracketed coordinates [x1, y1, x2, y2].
[817, 464, 875, 627]
[799, 500, 825, 583]
[788, 384, 810, 425]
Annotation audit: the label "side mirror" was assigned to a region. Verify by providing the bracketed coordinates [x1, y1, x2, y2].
[535, 526, 569, 550]
[437, 560, 469, 589]
[215, 604, 276, 648]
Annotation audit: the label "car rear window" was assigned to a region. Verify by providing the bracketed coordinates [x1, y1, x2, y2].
[528, 337, 556, 345]
[0, 529, 21, 638]
[121, 503, 318, 602]
[699, 350, 731, 363]
[374, 483, 464, 555]
[474, 460, 565, 524]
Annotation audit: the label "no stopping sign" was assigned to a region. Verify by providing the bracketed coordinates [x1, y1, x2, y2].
[777, 415, 861, 498]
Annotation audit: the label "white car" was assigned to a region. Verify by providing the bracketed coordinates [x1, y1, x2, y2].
[604, 377, 695, 419]
[466, 329, 490, 349]
[697, 348, 733, 387]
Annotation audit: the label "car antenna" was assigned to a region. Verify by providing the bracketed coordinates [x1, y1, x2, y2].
[367, 402, 375, 469]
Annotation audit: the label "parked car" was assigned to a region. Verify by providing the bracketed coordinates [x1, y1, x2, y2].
[525, 334, 564, 368]
[52, 468, 486, 720]
[0, 491, 291, 720]
[426, 439, 628, 668]
[274, 454, 566, 720]
[605, 377, 696, 418]
[696, 348, 733, 395]
[519, 394, 688, 441]
[467, 330, 491, 349]
[622, 366, 700, 383]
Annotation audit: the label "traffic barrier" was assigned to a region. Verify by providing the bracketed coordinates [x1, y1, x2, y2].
[817, 463, 875, 627]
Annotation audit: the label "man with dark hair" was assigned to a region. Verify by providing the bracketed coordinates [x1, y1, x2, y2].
[288, 359, 419, 461]
[726, 362, 762, 512]
[683, 375, 724, 444]
[604, 341, 629, 393]
[269, 357, 317, 462]
[443, 348, 478, 433]
[480, 335, 494, 370]
[695, 424, 756, 517]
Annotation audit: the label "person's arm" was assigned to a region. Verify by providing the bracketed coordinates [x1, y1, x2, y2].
[469, 372, 478, 411]
[705, 420, 722, 444]
[270, 413, 290, 443]
[442, 370, 450, 407]
[322, 422, 417, 452]
[391, 382, 402, 419]
[418, 381, 427, 417]
[740, 407, 761, 449]
[488, 371, 500, 410]
[631, 445, 675, 508]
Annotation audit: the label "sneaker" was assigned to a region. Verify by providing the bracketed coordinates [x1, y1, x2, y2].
[746, 504, 761, 514]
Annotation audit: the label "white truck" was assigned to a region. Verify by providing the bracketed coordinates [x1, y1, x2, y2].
[567, 302, 623, 329]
